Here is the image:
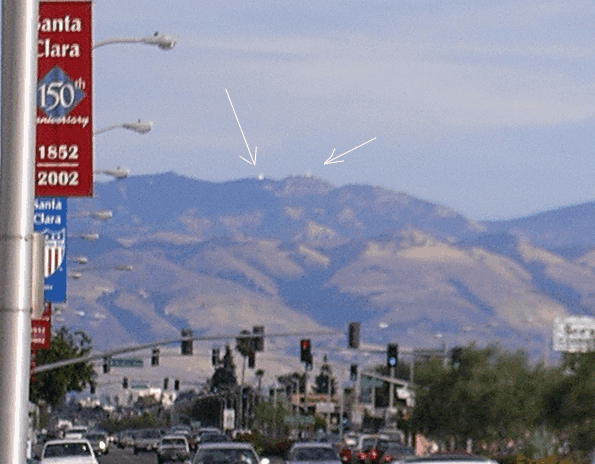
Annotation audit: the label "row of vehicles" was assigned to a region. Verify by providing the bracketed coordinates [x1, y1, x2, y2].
[338, 433, 415, 464]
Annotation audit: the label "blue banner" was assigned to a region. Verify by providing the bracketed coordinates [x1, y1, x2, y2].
[34, 197, 67, 302]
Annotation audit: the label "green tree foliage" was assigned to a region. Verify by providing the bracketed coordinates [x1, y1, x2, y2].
[30, 327, 96, 408]
[542, 352, 595, 453]
[410, 343, 548, 448]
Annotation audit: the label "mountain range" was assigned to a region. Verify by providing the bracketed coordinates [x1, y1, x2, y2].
[61, 173, 595, 375]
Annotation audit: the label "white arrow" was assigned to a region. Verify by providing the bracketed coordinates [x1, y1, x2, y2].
[225, 89, 257, 166]
[324, 137, 376, 165]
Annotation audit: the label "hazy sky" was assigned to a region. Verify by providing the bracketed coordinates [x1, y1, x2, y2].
[89, 0, 595, 221]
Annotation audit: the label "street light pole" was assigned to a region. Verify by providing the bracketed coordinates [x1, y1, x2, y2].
[0, 0, 38, 462]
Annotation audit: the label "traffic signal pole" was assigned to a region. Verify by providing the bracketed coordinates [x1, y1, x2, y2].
[0, 0, 38, 463]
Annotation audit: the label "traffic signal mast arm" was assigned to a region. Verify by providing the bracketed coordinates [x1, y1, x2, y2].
[32, 329, 341, 374]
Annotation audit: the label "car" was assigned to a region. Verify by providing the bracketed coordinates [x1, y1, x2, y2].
[197, 432, 230, 447]
[192, 442, 267, 464]
[352, 435, 382, 464]
[287, 442, 342, 464]
[83, 431, 110, 456]
[158, 435, 192, 464]
[368, 440, 414, 464]
[391, 455, 499, 464]
[40, 438, 98, 464]
[133, 428, 164, 454]
[63, 425, 88, 439]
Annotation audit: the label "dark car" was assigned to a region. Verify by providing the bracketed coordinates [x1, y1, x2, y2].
[373, 441, 414, 464]
[133, 428, 163, 454]
[157, 435, 191, 464]
[83, 431, 110, 456]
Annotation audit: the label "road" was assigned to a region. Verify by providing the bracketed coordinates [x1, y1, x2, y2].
[98, 447, 164, 464]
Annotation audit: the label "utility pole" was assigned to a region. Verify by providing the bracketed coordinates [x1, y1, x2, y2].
[0, 1, 38, 463]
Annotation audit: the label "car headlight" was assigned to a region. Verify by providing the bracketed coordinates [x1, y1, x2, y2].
[99, 441, 106, 449]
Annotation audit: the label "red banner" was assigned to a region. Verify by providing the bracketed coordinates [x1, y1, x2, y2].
[31, 319, 51, 350]
[31, 302, 52, 350]
[36, 0, 93, 197]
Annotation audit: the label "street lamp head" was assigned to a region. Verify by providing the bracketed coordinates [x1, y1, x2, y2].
[95, 166, 130, 179]
[114, 264, 133, 271]
[79, 233, 99, 241]
[147, 32, 177, 50]
[89, 210, 113, 221]
[122, 119, 153, 134]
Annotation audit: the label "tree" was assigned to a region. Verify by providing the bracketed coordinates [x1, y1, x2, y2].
[30, 327, 96, 408]
[210, 344, 237, 393]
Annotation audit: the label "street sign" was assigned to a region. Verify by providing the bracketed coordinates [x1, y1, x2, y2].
[223, 409, 235, 431]
[109, 358, 143, 368]
[553, 317, 595, 352]
[36, 1, 93, 197]
[360, 377, 384, 388]
[284, 415, 315, 426]
[316, 402, 335, 414]
[34, 197, 67, 302]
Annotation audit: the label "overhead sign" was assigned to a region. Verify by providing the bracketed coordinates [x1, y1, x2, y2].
[36, 0, 93, 197]
[34, 197, 67, 302]
[109, 358, 144, 368]
[553, 317, 595, 352]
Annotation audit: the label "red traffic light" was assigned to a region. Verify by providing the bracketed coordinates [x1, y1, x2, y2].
[300, 339, 312, 363]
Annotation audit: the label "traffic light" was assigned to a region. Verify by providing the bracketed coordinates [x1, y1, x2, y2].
[174, 379, 180, 391]
[348, 322, 360, 349]
[164, 377, 169, 390]
[300, 339, 311, 362]
[248, 351, 255, 369]
[103, 357, 110, 374]
[181, 328, 193, 355]
[123, 377, 128, 389]
[90, 382, 96, 395]
[252, 325, 265, 352]
[212, 348, 220, 366]
[151, 348, 160, 366]
[305, 357, 313, 371]
[350, 364, 358, 381]
[387, 343, 398, 368]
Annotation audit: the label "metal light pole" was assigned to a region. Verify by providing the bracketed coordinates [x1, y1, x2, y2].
[0, 0, 38, 462]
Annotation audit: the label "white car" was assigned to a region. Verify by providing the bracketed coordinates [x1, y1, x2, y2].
[40, 438, 98, 464]
[392, 455, 499, 464]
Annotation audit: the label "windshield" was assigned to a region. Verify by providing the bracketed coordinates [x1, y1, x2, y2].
[163, 438, 187, 447]
[43, 442, 92, 458]
[141, 430, 161, 438]
[290, 447, 338, 461]
[193, 448, 259, 464]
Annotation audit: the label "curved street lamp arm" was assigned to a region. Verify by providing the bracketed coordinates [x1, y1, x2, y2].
[94, 123, 123, 136]
[93, 33, 177, 50]
[93, 37, 144, 49]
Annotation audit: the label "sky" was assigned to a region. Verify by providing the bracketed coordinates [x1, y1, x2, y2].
[88, 1, 595, 220]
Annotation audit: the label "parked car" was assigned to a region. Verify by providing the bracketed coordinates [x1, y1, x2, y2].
[133, 428, 164, 454]
[40, 438, 98, 464]
[83, 431, 110, 456]
[287, 442, 342, 464]
[157, 435, 191, 464]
